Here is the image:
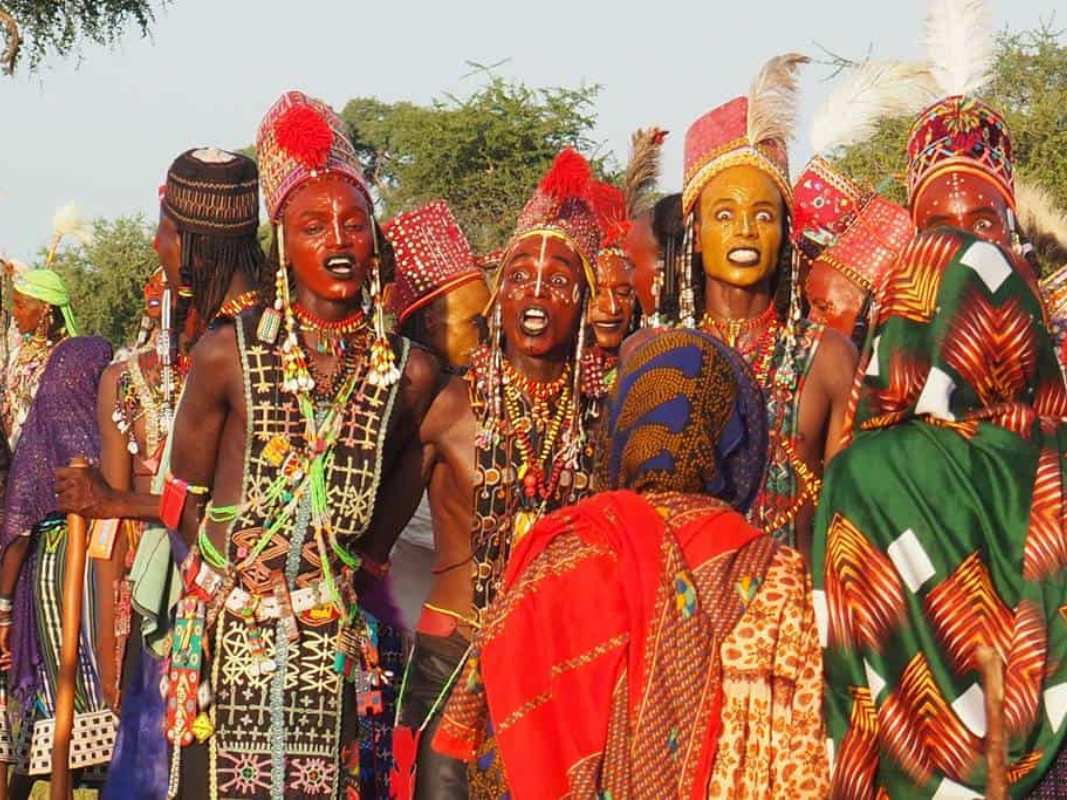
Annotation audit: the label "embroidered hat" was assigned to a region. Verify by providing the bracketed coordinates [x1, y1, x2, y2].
[681, 53, 808, 217]
[383, 200, 483, 322]
[256, 91, 372, 222]
[162, 148, 260, 239]
[791, 157, 869, 260]
[816, 194, 915, 294]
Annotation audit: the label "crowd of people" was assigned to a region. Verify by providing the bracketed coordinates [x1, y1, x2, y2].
[0, 0, 1066, 798]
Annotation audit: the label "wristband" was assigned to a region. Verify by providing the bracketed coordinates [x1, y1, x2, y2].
[160, 473, 209, 530]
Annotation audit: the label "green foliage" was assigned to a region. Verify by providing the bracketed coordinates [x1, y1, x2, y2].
[1, 0, 164, 73]
[833, 24, 1067, 212]
[339, 73, 613, 253]
[47, 214, 157, 346]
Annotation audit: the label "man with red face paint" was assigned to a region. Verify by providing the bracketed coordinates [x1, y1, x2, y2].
[400, 150, 602, 799]
[162, 93, 441, 800]
[678, 54, 857, 558]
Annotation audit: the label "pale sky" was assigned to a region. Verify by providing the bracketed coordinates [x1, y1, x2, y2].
[0, 0, 1056, 261]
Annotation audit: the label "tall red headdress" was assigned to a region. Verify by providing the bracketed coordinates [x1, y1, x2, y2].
[682, 54, 808, 217]
[906, 0, 1015, 213]
[383, 201, 483, 323]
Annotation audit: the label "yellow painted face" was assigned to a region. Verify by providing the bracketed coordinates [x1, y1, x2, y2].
[697, 164, 785, 289]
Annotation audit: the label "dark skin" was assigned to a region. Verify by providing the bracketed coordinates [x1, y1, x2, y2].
[171, 175, 439, 594]
[417, 235, 585, 625]
[913, 171, 1013, 251]
[695, 171, 857, 560]
[54, 203, 258, 522]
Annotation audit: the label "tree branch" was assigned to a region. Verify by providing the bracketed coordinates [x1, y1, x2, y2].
[0, 4, 22, 76]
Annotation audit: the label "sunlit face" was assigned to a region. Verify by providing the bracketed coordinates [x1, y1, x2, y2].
[143, 270, 167, 322]
[153, 209, 182, 292]
[282, 173, 375, 304]
[587, 253, 636, 352]
[423, 277, 490, 368]
[12, 290, 49, 336]
[625, 214, 660, 317]
[697, 165, 785, 289]
[499, 234, 585, 360]
[805, 259, 866, 336]
[913, 172, 1013, 251]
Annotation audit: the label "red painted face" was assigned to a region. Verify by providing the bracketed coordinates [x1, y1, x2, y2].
[282, 173, 375, 304]
[499, 234, 586, 360]
[143, 270, 166, 321]
[913, 172, 1014, 251]
[625, 214, 659, 317]
[804, 259, 866, 336]
[12, 290, 49, 336]
[587, 253, 636, 352]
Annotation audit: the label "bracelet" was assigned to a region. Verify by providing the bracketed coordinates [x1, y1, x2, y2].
[160, 473, 210, 530]
[0, 597, 13, 613]
[197, 525, 229, 571]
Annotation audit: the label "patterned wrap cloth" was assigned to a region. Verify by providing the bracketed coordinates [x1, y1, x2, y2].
[435, 330, 827, 799]
[813, 228, 1067, 798]
[1, 336, 112, 704]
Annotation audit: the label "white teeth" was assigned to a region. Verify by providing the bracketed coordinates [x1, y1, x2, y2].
[326, 256, 353, 267]
[728, 248, 760, 266]
[523, 308, 547, 320]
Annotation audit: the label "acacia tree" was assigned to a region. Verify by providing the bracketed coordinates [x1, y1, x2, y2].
[47, 214, 158, 346]
[832, 23, 1067, 217]
[0, 0, 165, 75]
[340, 73, 613, 252]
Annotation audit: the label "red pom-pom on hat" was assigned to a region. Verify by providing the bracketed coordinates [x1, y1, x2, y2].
[274, 104, 333, 170]
[539, 148, 594, 203]
[590, 181, 629, 246]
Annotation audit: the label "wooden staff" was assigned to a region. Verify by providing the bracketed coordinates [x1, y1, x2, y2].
[50, 457, 90, 800]
[976, 644, 1007, 800]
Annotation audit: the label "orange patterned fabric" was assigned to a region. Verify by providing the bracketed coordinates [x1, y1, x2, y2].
[707, 546, 829, 799]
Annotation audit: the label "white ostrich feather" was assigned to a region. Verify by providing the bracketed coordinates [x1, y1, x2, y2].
[925, 0, 994, 97]
[811, 61, 939, 155]
[51, 202, 94, 247]
[747, 52, 810, 146]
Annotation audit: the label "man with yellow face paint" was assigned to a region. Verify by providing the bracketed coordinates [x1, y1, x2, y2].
[678, 54, 858, 556]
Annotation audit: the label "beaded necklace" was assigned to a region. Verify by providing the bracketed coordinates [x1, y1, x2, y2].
[215, 290, 259, 320]
[700, 304, 781, 387]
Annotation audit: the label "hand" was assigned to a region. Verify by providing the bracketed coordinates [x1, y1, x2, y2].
[0, 624, 11, 672]
[54, 465, 116, 519]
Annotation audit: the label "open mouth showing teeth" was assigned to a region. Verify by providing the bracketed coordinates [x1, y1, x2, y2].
[727, 248, 760, 266]
[324, 255, 355, 277]
[593, 320, 622, 330]
[520, 306, 549, 335]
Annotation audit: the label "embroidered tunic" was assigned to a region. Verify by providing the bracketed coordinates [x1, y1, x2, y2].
[199, 315, 409, 800]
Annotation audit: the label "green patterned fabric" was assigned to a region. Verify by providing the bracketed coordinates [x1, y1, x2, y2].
[813, 228, 1067, 798]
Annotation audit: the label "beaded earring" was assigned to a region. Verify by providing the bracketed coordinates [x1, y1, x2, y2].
[367, 221, 400, 387]
[257, 228, 284, 346]
[679, 216, 697, 328]
[273, 223, 315, 394]
[159, 284, 176, 433]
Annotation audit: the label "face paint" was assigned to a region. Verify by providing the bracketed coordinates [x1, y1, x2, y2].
[424, 278, 491, 369]
[282, 173, 374, 304]
[804, 259, 866, 336]
[913, 171, 1013, 251]
[697, 164, 785, 290]
[587, 252, 637, 352]
[498, 234, 585, 359]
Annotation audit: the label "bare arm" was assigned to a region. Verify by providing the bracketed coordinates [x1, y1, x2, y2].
[170, 326, 239, 548]
[359, 346, 443, 564]
[0, 537, 29, 669]
[55, 361, 163, 522]
[817, 329, 859, 464]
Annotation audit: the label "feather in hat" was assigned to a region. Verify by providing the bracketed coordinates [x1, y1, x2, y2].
[1017, 180, 1067, 270]
[47, 202, 93, 265]
[811, 61, 938, 155]
[747, 53, 810, 147]
[624, 128, 667, 220]
[925, 0, 994, 97]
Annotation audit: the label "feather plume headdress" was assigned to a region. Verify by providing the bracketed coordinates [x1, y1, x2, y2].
[906, 0, 1014, 210]
[47, 202, 93, 265]
[624, 128, 667, 221]
[794, 61, 935, 255]
[682, 53, 809, 215]
[1018, 180, 1067, 273]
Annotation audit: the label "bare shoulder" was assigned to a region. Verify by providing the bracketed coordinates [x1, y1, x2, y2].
[400, 343, 443, 420]
[420, 374, 471, 447]
[813, 327, 858, 396]
[189, 322, 240, 371]
[99, 360, 125, 390]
